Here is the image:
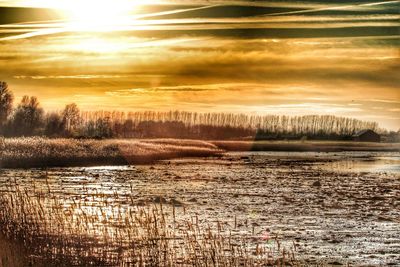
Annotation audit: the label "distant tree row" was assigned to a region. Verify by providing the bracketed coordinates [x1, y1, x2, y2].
[80, 110, 380, 136]
[0, 82, 397, 140]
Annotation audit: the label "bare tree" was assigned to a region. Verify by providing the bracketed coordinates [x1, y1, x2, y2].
[62, 103, 81, 133]
[0, 81, 14, 127]
[11, 96, 44, 136]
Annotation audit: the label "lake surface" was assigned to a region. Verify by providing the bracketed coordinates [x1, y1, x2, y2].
[0, 151, 399, 266]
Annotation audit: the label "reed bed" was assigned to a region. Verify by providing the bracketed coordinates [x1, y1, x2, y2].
[0, 178, 298, 266]
[2, 137, 397, 168]
[0, 137, 222, 168]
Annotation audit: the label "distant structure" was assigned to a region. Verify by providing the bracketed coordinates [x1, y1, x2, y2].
[353, 129, 380, 142]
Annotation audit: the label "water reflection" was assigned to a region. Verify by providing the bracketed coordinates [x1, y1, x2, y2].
[319, 155, 400, 174]
[84, 165, 131, 171]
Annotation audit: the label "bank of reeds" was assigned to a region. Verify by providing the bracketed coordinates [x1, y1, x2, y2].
[0, 180, 298, 266]
[0, 137, 222, 168]
[2, 137, 399, 168]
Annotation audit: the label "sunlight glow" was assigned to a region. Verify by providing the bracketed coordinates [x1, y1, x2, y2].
[70, 37, 131, 53]
[65, 1, 133, 30]
[40, 0, 147, 31]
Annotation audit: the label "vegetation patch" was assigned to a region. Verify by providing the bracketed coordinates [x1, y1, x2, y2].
[0, 180, 298, 266]
[0, 137, 222, 168]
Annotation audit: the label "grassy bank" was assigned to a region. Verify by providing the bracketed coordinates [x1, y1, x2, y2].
[0, 137, 222, 168]
[1, 138, 398, 168]
[212, 140, 400, 152]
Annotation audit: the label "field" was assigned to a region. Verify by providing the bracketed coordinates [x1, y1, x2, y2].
[0, 138, 399, 266]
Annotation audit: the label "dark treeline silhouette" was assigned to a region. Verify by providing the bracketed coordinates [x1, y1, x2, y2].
[0, 82, 397, 140]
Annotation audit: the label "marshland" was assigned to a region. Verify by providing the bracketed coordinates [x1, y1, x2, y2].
[0, 148, 399, 266]
[0, 91, 400, 266]
[1, 0, 400, 265]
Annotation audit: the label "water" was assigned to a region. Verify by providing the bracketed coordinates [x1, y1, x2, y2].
[0, 151, 399, 266]
[318, 154, 400, 174]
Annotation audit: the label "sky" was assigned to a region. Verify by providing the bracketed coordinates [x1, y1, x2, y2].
[0, 0, 399, 130]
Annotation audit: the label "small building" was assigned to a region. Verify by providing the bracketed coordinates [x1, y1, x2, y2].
[353, 129, 380, 142]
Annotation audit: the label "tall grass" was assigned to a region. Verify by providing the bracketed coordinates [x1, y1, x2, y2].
[0, 179, 297, 266]
[1, 137, 398, 168]
[0, 137, 222, 168]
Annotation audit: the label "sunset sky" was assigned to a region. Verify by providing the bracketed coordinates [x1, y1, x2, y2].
[0, 0, 399, 130]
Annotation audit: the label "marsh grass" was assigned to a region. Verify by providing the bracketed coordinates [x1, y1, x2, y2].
[2, 137, 397, 169]
[0, 137, 222, 168]
[0, 178, 298, 266]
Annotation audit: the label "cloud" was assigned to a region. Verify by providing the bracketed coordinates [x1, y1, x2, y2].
[0, 0, 398, 130]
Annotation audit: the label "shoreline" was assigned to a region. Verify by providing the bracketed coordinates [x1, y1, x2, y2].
[212, 140, 400, 152]
[1, 137, 399, 169]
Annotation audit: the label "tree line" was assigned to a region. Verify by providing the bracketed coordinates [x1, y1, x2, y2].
[0, 82, 394, 140]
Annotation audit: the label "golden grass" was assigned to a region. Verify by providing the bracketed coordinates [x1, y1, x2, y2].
[0, 137, 222, 168]
[1, 137, 397, 168]
[0, 179, 298, 266]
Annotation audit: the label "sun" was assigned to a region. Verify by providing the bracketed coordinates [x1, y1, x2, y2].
[64, 0, 136, 31]
[40, 0, 144, 31]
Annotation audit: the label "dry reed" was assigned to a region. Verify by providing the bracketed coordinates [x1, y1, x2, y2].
[0, 137, 222, 168]
[0, 178, 298, 266]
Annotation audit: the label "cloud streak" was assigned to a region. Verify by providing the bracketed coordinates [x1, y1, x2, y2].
[0, 0, 399, 129]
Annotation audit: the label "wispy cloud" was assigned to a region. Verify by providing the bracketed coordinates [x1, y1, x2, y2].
[0, 0, 399, 129]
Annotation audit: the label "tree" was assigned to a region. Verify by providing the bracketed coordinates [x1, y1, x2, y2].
[10, 96, 44, 136]
[95, 117, 112, 138]
[44, 112, 66, 137]
[123, 119, 134, 138]
[0, 81, 13, 127]
[62, 103, 81, 134]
